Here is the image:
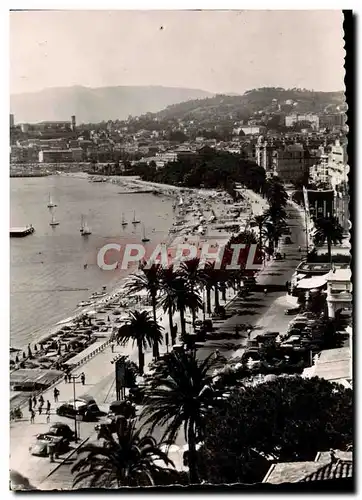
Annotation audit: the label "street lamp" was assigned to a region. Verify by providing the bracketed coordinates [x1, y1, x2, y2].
[69, 374, 81, 442]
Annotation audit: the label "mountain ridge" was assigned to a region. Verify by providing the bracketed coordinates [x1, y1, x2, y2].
[10, 85, 214, 124]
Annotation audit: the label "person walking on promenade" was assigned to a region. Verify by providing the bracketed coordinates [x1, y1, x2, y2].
[111, 343, 114, 353]
[81, 373, 85, 385]
[64, 373, 68, 383]
[39, 394, 44, 407]
[53, 387, 59, 403]
[298, 245, 302, 253]
[264, 288, 268, 295]
[247, 329, 251, 340]
[32, 395, 37, 408]
[46, 400, 51, 415]
[28, 397, 32, 412]
[30, 409, 35, 424]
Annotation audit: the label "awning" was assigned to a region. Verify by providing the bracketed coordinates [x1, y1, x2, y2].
[296, 273, 330, 290]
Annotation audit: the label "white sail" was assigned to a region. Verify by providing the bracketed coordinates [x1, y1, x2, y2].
[47, 194, 57, 208]
[132, 210, 140, 224]
[81, 215, 91, 235]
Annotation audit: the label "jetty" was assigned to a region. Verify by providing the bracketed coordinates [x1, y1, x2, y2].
[10, 226, 35, 237]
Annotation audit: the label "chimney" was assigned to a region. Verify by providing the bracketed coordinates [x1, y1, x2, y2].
[71, 115, 76, 131]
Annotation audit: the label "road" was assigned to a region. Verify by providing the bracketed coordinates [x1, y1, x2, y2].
[10, 203, 306, 489]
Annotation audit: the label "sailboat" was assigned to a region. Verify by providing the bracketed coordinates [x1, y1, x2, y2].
[121, 213, 128, 227]
[47, 194, 57, 208]
[80, 215, 92, 235]
[49, 211, 60, 226]
[141, 225, 150, 243]
[132, 211, 141, 224]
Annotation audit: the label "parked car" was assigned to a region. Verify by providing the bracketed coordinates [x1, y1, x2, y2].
[47, 422, 75, 441]
[56, 397, 101, 421]
[108, 400, 136, 419]
[29, 434, 69, 457]
[128, 385, 147, 406]
[284, 307, 301, 315]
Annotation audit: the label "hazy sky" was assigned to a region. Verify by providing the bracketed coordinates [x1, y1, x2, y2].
[10, 10, 345, 95]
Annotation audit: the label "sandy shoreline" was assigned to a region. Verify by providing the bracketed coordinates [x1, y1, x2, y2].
[10, 173, 267, 358]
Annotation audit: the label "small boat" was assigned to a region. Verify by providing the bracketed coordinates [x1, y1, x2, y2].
[141, 225, 150, 243]
[49, 213, 60, 226]
[80, 215, 92, 235]
[132, 211, 141, 224]
[121, 213, 128, 227]
[47, 194, 57, 208]
[77, 300, 93, 307]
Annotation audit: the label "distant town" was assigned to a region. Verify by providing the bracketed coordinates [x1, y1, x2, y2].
[10, 87, 348, 233]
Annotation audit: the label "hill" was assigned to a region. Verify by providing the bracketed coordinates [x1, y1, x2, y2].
[10, 85, 213, 124]
[154, 87, 346, 122]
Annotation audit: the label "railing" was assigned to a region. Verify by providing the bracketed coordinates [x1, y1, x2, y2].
[11, 337, 113, 412]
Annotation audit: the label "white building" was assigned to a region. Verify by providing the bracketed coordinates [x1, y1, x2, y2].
[310, 153, 330, 186]
[285, 113, 320, 130]
[326, 268, 352, 319]
[328, 139, 348, 190]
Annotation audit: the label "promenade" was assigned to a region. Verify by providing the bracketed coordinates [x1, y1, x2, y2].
[10, 200, 305, 490]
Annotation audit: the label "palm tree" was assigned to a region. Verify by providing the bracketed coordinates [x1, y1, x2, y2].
[179, 258, 205, 325]
[158, 265, 180, 346]
[71, 419, 174, 488]
[125, 263, 161, 358]
[252, 214, 266, 253]
[117, 311, 163, 374]
[313, 216, 344, 263]
[172, 275, 203, 339]
[141, 350, 219, 484]
[200, 262, 218, 315]
[264, 179, 288, 207]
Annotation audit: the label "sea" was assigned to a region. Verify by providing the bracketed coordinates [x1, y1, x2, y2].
[10, 175, 174, 349]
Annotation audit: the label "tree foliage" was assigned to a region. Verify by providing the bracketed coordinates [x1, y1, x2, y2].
[198, 376, 353, 485]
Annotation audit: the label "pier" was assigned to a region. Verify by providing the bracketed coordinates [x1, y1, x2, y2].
[10, 226, 35, 237]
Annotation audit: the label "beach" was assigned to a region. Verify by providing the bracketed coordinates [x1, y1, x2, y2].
[10, 173, 269, 409]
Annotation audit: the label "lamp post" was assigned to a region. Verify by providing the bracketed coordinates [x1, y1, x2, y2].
[70, 374, 81, 442]
[111, 354, 126, 401]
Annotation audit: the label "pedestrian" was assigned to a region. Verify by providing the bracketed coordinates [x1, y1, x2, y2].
[46, 413, 50, 424]
[81, 372, 85, 385]
[32, 395, 37, 408]
[67, 373, 71, 383]
[264, 288, 268, 295]
[53, 387, 59, 403]
[298, 246, 301, 252]
[111, 343, 114, 353]
[39, 394, 44, 406]
[64, 373, 68, 383]
[28, 397, 32, 412]
[46, 400, 51, 415]
[30, 409, 35, 424]
[247, 329, 251, 340]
